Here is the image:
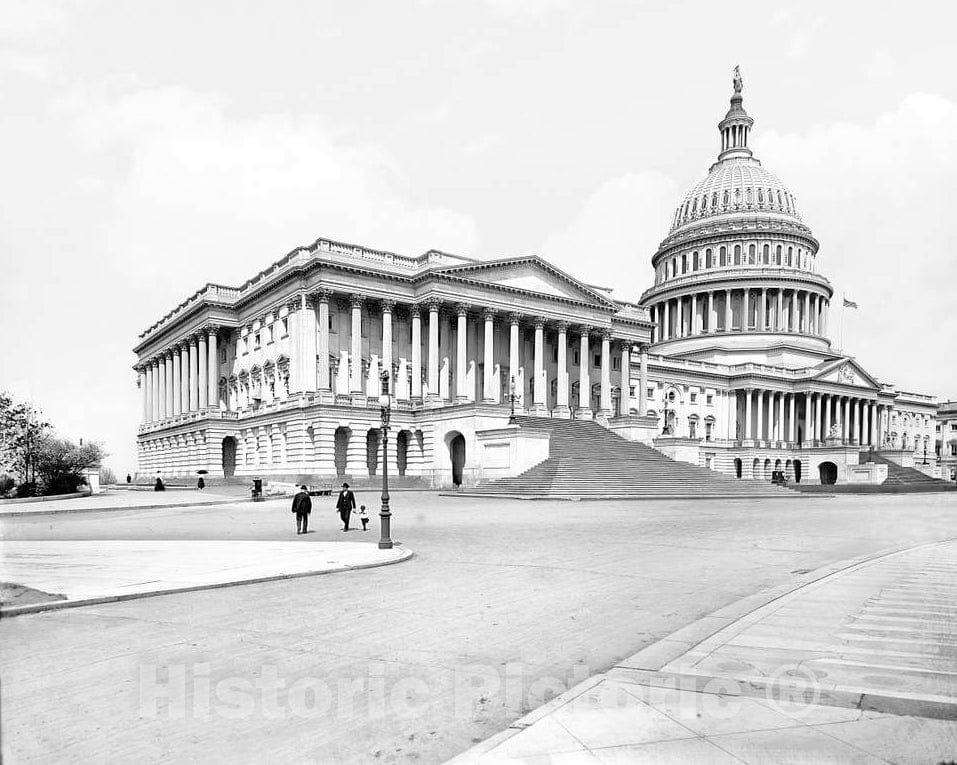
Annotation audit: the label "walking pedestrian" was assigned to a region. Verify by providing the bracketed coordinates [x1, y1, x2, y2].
[336, 482, 356, 531]
[358, 504, 369, 531]
[154, 477, 165, 492]
[197, 476, 205, 490]
[291, 485, 311, 535]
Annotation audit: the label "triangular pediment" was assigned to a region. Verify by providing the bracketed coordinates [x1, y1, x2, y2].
[811, 357, 881, 389]
[431, 256, 616, 307]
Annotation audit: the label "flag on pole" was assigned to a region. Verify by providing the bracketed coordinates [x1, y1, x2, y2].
[843, 297, 858, 309]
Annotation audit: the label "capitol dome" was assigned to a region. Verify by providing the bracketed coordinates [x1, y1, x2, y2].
[669, 157, 802, 234]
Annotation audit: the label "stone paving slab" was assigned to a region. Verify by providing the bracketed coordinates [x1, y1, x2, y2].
[0, 489, 251, 517]
[0, 540, 412, 615]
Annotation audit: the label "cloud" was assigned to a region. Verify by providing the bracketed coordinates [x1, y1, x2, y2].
[541, 171, 679, 295]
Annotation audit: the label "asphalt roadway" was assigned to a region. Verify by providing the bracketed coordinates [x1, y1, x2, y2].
[2, 491, 956, 763]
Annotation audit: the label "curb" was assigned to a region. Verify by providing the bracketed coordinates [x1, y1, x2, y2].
[0, 496, 272, 518]
[0, 548, 414, 618]
[443, 492, 811, 501]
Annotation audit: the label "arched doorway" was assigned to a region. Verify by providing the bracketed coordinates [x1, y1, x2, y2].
[734, 458, 743, 479]
[819, 461, 838, 485]
[448, 432, 466, 486]
[366, 429, 381, 476]
[334, 427, 350, 476]
[752, 458, 760, 478]
[396, 431, 409, 477]
[764, 458, 772, 480]
[794, 459, 803, 483]
[785, 459, 793, 480]
[221, 437, 237, 478]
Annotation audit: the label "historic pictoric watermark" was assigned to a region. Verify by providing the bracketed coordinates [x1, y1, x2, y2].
[138, 661, 824, 722]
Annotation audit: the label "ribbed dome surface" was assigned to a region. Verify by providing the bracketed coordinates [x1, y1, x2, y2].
[669, 157, 802, 235]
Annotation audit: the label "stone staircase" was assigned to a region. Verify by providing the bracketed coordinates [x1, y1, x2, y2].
[464, 417, 794, 499]
[859, 451, 956, 490]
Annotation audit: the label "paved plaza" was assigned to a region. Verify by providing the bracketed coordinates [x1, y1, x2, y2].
[1, 490, 956, 763]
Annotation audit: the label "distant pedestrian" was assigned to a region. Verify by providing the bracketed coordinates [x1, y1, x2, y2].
[126, 474, 132, 484]
[292, 485, 311, 535]
[197, 476, 205, 490]
[358, 504, 369, 531]
[154, 477, 165, 492]
[336, 482, 356, 531]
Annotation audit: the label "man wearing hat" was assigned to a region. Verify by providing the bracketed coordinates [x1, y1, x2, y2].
[335, 482, 356, 531]
[291, 485, 312, 535]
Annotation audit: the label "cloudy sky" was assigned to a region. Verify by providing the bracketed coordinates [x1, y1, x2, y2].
[3, 0, 956, 474]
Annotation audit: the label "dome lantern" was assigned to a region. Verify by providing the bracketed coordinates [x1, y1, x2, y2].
[717, 66, 754, 161]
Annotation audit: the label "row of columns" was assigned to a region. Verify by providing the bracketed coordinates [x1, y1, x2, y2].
[738, 388, 885, 447]
[299, 293, 646, 417]
[139, 326, 220, 424]
[652, 288, 829, 343]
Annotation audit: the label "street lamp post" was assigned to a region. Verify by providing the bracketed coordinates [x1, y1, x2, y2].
[378, 370, 393, 550]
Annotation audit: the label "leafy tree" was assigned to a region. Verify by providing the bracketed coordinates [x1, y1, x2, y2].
[35, 438, 105, 495]
[0, 392, 50, 494]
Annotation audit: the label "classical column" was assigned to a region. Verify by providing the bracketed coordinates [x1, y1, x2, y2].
[725, 289, 732, 331]
[803, 292, 811, 333]
[350, 295, 363, 393]
[164, 352, 174, 418]
[618, 341, 630, 415]
[381, 300, 394, 385]
[663, 300, 671, 340]
[743, 288, 751, 330]
[579, 329, 591, 415]
[533, 320, 545, 407]
[869, 402, 878, 448]
[188, 336, 199, 411]
[759, 390, 768, 442]
[789, 393, 796, 443]
[744, 388, 754, 441]
[171, 347, 182, 416]
[411, 305, 422, 400]
[790, 291, 798, 331]
[555, 321, 569, 410]
[823, 394, 832, 438]
[690, 294, 698, 335]
[508, 313, 520, 395]
[841, 397, 849, 442]
[638, 345, 649, 416]
[428, 300, 440, 399]
[776, 290, 784, 332]
[138, 367, 148, 424]
[179, 344, 189, 413]
[155, 355, 165, 420]
[599, 331, 612, 414]
[197, 332, 208, 409]
[482, 309, 496, 403]
[145, 362, 155, 422]
[316, 291, 330, 391]
[759, 288, 767, 331]
[707, 292, 715, 333]
[207, 328, 219, 409]
[455, 304, 469, 401]
[804, 393, 812, 444]
[778, 392, 785, 442]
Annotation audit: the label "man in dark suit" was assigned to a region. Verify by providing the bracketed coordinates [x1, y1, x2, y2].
[291, 485, 312, 535]
[335, 482, 356, 531]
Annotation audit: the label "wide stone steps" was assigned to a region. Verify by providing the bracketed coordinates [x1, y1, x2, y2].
[859, 451, 952, 487]
[467, 416, 791, 499]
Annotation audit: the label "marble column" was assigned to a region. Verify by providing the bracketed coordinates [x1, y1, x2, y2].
[663, 301, 671, 340]
[856, 399, 864, 445]
[759, 288, 767, 331]
[790, 291, 798, 331]
[428, 301, 440, 399]
[164, 352, 174, 418]
[724, 290, 733, 331]
[803, 292, 810, 333]
[743, 288, 751, 330]
[138, 367, 148, 424]
[599, 331, 612, 414]
[760, 390, 769, 441]
[171, 347, 182, 416]
[179, 344, 189, 413]
[411, 305, 422, 400]
[146, 362, 155, 422]
[619, 342, 630, 415]
[841, 397, 849, 442]
[508, 313, 520, 398]
[197, 332, 208, 409]
[744, 388, 754, 441]
[776, 290, 783, 331]
[349, 296, 364, 393]
[483, 310, 496, 403]
[456, 304, 468, 401]
[707, 291, 715, 333]
[823, 394, 832, 438]
[778, 392, 785, 442]
[638, 345, 649, 416]
[690, 294, 698, 335]
[789, 393, 796, 443]
[188, 336, 199, 411]
[556, 321, 569, 410]
[155, 355, 165, 420]
[869, 403, 878, 448]
[804, 393, 812, 444]
[381, 300, 394, 388]
[533, 320, 545, 407]
[316, 291, 330, 391]
[207, 328, 219, 409]
[579, 329, 591, 415]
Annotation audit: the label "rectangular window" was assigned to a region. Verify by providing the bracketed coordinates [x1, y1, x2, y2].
[646, 387, 654, 399]
[706, 394, 713, 405]
[612, 357, 620, 371]
[574, 351, 580, 364]
[705, 422, 713, 441]
[282, 317, 288, 336]
[690, 392, 698, 403]
[552, 347, 558, 363]
[594, 354, 601, 368]
[254, 333, 261, 348]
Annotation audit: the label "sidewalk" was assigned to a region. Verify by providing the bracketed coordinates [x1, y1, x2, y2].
[0, 488, 255, 517]
[453, 540, 957, 763]
[0, 539, 413, 616]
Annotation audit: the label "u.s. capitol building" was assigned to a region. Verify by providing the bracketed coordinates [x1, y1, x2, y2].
[132, 72, 938, 487]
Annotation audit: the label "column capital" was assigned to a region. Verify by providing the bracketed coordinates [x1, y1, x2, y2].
[425, 298, 442, 313]
[600, 328, 613, 341]
[533, 318, 545, 330]
[203, 323, 221, 338]
[483, 308, 497, 322]
[410, 303, 421, 318]
[380, 298, 396, 313]
[187, 334, 199, 347]
[349, 293, 365, 309]
[455, 302, 471, 317]
[577, 324, 593, 337]
[308, 288, 331, 308]
[508, 312, 522, 326]
[555, 320, 568, 333]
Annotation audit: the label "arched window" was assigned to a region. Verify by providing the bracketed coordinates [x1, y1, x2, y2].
[734, 189, 742, 205]
[787, 246, 793, 266]
[762, 244, 770, 264]
[701, 194, 708, 212]
[705, 248, 713, 268]
[692, 251, 699, 271]
[711, 192, 718, 209]
[757, 189, 765, 205]
[746, 188, 753, 204]
[748, 244, 756, 264]
[723, 190, 730, 207]
[777, 190, 783, 207]
[720, 246, 727, 266]
[734, 244, 741, 265]
[775, 245, 782, 265]
[681, 254, 688, 274]
[691, 198, 698, 214]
